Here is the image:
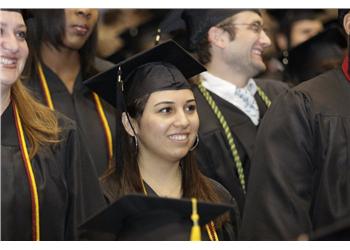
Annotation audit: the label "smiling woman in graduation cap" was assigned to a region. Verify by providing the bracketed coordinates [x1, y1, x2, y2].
[84, 40, 240, 240]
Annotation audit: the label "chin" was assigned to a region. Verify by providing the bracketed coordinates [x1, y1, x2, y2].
[0, 75, 17, 87]
[168, 150, 189, 162]
[65, 39, 87, 50]
[252, 62, 267, 74]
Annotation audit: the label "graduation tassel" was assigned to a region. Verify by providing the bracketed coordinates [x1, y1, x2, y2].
[154, 28, 161, 45]
[115, 66, 125, 176]
[190, 198, 201, 241]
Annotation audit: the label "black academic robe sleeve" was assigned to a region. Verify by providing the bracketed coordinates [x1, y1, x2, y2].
[1, 106, 106, 240]
[1, 108, 78, 240]
[239, 90, 315, 240]
[240, 69, 350, 240]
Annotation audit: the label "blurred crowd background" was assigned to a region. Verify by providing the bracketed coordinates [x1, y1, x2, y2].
[95, 9, 346, 87]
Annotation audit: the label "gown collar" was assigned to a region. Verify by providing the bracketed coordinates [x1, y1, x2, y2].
[1, 101, 19, 146]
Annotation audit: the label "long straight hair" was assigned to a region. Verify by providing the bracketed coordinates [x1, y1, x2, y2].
[11, 79, 60, 158]
[101, 93, 229, 227]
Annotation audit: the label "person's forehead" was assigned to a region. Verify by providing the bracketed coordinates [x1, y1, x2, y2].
[292, 19, 323, 30]
[232, 11, 262, 23]
[0, 11, 25, 26]
[148, 89, 195, 103]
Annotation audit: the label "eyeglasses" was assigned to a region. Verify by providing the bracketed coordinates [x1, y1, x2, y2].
[219, 21, 269, 35]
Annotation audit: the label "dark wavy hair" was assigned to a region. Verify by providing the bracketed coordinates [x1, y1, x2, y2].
[24, 9, 98, 80]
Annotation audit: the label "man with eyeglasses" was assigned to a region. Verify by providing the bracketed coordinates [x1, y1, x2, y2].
[160, 9, 288, 215]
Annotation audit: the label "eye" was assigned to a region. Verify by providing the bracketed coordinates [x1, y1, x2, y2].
[158, 107, 173, 114]
[0, 27, 4, 36]
[16, 30, 27, 40]
[250, 23, 262, 33]
[185, 103, 197, 113]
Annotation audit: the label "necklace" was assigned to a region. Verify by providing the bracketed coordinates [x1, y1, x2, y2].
[36, 62, 113, 169]
[198, 82, 271, 194]
[13, 101, 40, 240]
[140, 178, 219, 241]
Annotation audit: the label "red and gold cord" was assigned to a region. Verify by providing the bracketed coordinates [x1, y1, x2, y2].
[13, 102, 40, 240]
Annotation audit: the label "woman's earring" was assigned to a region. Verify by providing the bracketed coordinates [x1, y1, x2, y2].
[189, 135, 199, 151]
[134, 136, 139, 151]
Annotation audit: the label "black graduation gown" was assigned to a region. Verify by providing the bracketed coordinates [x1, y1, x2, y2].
[193, 79, 289, 214]
[25, 64, 116, 177]
[239, 68, 350, 240]
[1, 104, 105, 240]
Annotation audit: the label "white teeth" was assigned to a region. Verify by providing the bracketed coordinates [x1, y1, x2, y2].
[0, 57, 16, 65]
[169, 134, 188, 141]
[252, 49, 262, 55]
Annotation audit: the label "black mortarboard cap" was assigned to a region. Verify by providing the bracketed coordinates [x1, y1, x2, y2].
[284, 26, 346, 85]
[84, 39, 205, 108]
[310, 216, 350, 240]
[267, 9, 325, 34]
[79, 194, 234, 240]
[158, 9, 259, 51]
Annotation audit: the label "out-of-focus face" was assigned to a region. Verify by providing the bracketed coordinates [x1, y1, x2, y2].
[0, 10, 28, 87]
[62, 9, 99, 50]
[290, 19, 323, 48]
[220, 11, 272, 78]
[133, 89, 199, 163]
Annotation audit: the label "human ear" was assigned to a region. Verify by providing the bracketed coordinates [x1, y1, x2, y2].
[207, 26, 227, 48]
[343, 12, 350, 35]
[121, 112, 138, 136]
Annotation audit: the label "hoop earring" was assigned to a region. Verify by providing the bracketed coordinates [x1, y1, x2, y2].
[189, 135, 199, 151]
[134, 136, 139, 151]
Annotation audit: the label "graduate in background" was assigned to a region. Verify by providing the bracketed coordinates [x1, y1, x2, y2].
[1, 9, 97, 240]
[159, 9, 289, 214]
[84, 40, 240, 240]
[239, 9, 350, 240]
[23, 9, 116, 178]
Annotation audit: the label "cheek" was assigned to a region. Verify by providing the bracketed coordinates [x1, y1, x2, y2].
[17, 43, 28, 72]
[139, 117, 164, 135]
[90, 12, 99, 26]
[22, 43, 29, 61]
[190, 113, 200, 130]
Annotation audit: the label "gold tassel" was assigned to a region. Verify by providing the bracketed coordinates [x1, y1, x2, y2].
[190, 198, 201, 241]
[155, 28, 161, 45]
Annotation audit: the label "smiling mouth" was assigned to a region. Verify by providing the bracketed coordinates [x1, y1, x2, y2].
[0, 57, 17, 67]
[168, 134, 189, 142]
